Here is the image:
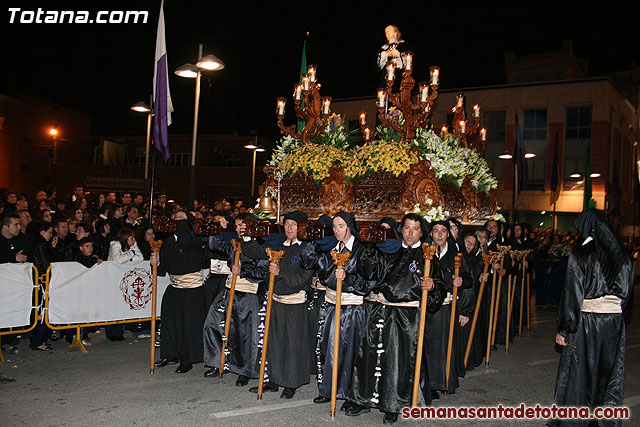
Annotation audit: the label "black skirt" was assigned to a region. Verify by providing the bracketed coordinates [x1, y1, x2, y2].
[160, 285, 207, 364]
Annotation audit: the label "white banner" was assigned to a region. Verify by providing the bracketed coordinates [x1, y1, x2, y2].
[48, 261, 171, 324]
[0, 263, 35, 329]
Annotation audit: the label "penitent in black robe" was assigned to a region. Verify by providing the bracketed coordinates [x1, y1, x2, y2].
[241, 239, 313, 389]
[548, 240, 633, 427]
[202, 237, 269, 378]
[350, 244, 443, 414]
[301, 239, 374, 400]
[425, 245, 473, 394]
[461, 251, 485, 370]
[158, 220, 207, 365]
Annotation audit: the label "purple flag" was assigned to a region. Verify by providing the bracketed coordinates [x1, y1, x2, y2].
[152, 0, 173, 162]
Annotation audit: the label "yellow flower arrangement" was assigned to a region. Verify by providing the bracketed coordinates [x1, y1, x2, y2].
[345, 140, 420, 179]
[278, 143, 348, 182]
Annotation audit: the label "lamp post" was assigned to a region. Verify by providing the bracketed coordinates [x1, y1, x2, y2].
[498, 150, 536, 223]
[130, 99, 153, 179]
[175, 44, 224, 209]
[245, 137, 266, 198]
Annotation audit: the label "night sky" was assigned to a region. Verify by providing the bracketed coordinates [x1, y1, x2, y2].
[2, 0, 637, 142]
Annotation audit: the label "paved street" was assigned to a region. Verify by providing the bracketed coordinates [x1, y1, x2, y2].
[2, 285, 639, 426]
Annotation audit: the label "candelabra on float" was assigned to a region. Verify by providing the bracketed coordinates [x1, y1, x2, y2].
[450, 93, 488, 155]
[276, 65, 333, 144]
[359, 52, 440, 143]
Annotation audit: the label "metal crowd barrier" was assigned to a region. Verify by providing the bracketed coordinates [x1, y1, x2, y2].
[43, 262, 161, 353]
[0, 266, 41, 363]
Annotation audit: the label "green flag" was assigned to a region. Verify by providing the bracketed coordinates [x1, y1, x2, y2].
[583, 143, 596, 209]
[297, 38, 307, 133]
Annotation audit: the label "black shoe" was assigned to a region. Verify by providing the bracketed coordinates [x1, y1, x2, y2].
[249, 382, 279, 393]
[431, 390, 440, 400]
[345, 403, 370, 416]
[116, 336, 125, 341]
[235, 375, 249, 387]
[204, 367, 219, 378]
[155, 358, 179, 367]
[280, 387, 295, 399]
[383, 413, 398, 424]
[341, 400, 354, 411]
[175, 364, 192, 373]
[313, 395, 330, 404]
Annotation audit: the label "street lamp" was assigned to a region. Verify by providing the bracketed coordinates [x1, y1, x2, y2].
[245, 140, 266, 197]
[175, 44, 225, 209]
[130, 99, 153, 179]
[499, 149, 536, 223]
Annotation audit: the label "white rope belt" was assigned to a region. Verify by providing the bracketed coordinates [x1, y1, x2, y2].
[225, 275, 259, 294]
[581, 295, 622, 314]
[325, 288, 364, 306]
[170, 271, 203, 289]
[273, 290, 307, 305]
[365, 292, 419, 308]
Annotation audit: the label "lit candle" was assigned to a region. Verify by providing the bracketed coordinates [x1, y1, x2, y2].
[360, 112, 366, 126]
[474, 104, 480, 118]
[404, 52, 413, 70]
[430, 66, 440, 85]
[323, 97, 331, 115]
[481, 128, 487, 141]
[364, 127, 371, 141]
[460, 120, 466, 134]
[377, 89, 386, 107]
[419, 82, 428, 103]
[276, 98, 286, 116]
[302, 74, 310, 91]
[441, 125, 448, 135]
[294, 84, 302, 101]
[308, 65, 317, 83]
[456, 94, 464, 109]
[386, 63, 395, 81]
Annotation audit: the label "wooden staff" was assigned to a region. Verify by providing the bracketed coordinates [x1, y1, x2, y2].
[490, 245, 510, 346]
[445, 253, 463, 393]
[526, 269, 531, 331]
[485, 251, 499, 365]
[412, 243, 436, 407]
[519, 250, 531, 335]
[219, 239, 242, 377]
[505, 274, 512, 352]
[257, 248, 285, 400]
[149, 240, 163, 375]
[329, 250, 351, 418]
[465, 253, 493, 368]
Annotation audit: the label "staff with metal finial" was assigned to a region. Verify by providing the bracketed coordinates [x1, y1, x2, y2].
[219, 239, 242, 377]
[149, 240, 163, 374]
[257, 248, 285, 400]
[465, 252, 494, 368]
[329, 249, 351, 418]
[411, 242, 437, 407]
[445, 253, 463, 393]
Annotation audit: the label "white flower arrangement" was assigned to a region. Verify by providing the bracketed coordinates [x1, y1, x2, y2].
[409, 201, 450, 223]
[268, 135, 300, 167]
[492, 212, 506, 223]
[411, 129, 498, 194]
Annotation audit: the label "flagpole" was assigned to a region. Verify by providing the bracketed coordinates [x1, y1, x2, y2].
[148, 150, 157, 226]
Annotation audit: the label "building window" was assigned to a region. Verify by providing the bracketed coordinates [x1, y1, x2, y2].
[482, 110, 506, 179]
[167, 153, 191, 167]
[563, 105, 592, 181]
[522, 108, 547, 187]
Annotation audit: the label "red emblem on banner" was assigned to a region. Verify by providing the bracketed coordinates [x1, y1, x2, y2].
[120, 268, 153, 310]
